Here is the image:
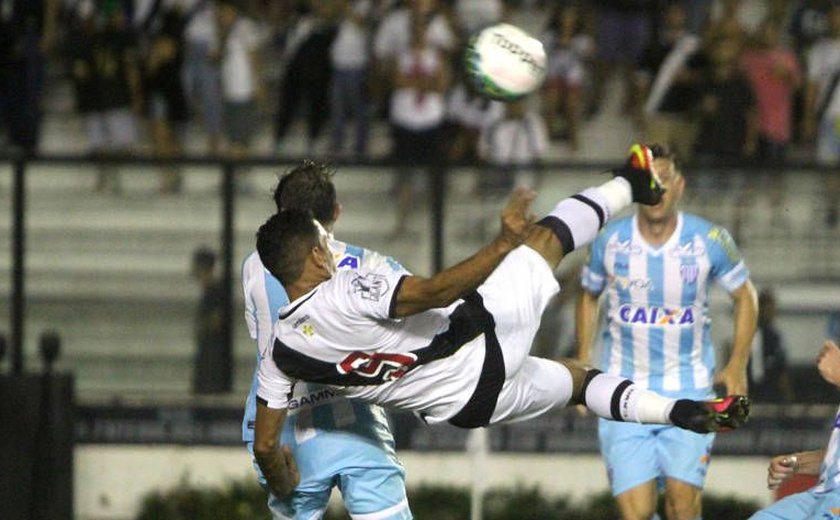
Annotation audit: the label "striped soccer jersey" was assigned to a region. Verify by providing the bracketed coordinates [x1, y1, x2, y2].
[242, 239, 406, 460]
[815, 405, 840, 494]
[581, 212, 750, 398]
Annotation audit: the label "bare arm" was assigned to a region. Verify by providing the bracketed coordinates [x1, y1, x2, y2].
[715, 280, 757, 395]
[575, 289, 601, 366]
[392, 188, 535, 317]
[254, 403, 299, 499]
[767, 449, 826, 489]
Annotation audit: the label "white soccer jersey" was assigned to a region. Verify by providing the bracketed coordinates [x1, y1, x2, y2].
[242, 238, 407, 443]
[581, 212, 749, 398]
[257, 264, 488, 424]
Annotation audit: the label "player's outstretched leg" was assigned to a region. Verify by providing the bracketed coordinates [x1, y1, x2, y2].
[525, 144, 665, 269]
[569, 366, 750, 434]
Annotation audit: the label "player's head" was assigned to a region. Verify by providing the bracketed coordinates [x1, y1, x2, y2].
[638, 143, 684, 223]
[256, 210, 334, 287]
[273, 160, 339, 230]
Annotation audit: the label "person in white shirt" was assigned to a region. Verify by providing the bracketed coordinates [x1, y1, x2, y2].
[216, 0, 263, 158]
[329, 0, 372, 157]
[250, 145, 750, 499]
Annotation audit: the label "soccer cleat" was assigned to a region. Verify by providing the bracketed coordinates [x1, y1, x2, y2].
[611, 144, 665, 205]
[669, 395, 750, 434]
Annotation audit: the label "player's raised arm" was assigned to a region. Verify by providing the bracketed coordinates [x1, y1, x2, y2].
[390, 187, 536, 317]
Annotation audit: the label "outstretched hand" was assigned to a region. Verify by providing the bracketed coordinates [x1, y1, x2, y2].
[497, 187, 537, 250]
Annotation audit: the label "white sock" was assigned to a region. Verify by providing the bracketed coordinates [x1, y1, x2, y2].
[583, 372, 676, 424]
[536, 178, 633, 254]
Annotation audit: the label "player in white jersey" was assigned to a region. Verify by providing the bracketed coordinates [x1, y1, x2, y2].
[750, 340, 840, 519]
[251, 145, 751, 500]
[576, 144, 758, 520]
[242, 162, 412, 520]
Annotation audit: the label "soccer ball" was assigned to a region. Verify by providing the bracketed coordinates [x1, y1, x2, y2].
[464, 23, 547, 101]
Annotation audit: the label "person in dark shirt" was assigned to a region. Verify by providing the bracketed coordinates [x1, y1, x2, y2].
[749, 288, 794, 403]
[0, 0, 59, 153]
[191, 247, 230, 395]
[694, 35, 757, 166]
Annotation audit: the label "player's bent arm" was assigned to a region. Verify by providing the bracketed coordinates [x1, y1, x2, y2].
[254, 402, 300, 499]
[391, 188, 535, 318]
[392, 236, 517, 317]
[575, 289, 601, 366]
[723, 280, 758, 382]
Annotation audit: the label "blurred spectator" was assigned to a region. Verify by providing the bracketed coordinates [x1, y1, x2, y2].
[694, 36, 757, 166]
[476, 98, 548, 197]
[328, 0, 373, 158]
[540, 3, 592, 149]
[453, 0, 503, 37]
[0, 0, 58, 153]
[749, 288, 794, 403]
[274, 0, 339, 154]
[388, 16, 449, 237]
[191, 247, 229, 394]
[704, 0, 750, 47]
[636, 1, 705, 160]
[69, 0, 141, 194]
[443, 79, 503, 163]
[182, 0, 223, 153]
[740, 19, 802, 164]
[789, 0, 829, 143]
[372, 0, 455, 115]
[587, 0, 653, 118]
[144, 8, 189, 194]
[804, 4, 840, 227]
[472, 98, 547, 239]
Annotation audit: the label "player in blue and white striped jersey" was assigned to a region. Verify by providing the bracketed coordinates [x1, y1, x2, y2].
[750, 340, 840, 519]
[576, 145, 758, 520]
[242, 162, 412, 520]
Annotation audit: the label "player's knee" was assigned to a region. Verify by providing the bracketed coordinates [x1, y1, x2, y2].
[562, 361, 598, 405]
[664, 494, 701, 520]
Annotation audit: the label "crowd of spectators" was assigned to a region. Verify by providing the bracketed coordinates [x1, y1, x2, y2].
[1, 0, 840, 202]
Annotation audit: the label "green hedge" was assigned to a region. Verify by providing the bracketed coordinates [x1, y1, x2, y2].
[136, 478, 760, 520]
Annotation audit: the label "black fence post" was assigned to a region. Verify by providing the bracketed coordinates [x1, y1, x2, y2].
[430, 161, 446, 273]
[11, 157, 25, 374]
[220, 162, 235, 392]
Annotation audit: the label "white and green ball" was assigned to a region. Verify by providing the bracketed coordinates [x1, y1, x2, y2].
[464, 23, 547, 101]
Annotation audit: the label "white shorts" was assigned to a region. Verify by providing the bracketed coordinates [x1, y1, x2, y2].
[449, 245, 574, 426]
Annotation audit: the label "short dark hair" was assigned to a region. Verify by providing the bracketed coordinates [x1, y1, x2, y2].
[193, 247, 216, 270]
[273, 161, 337, 226]
[647, 143, 681, 174]
[256, 210, 321, 286]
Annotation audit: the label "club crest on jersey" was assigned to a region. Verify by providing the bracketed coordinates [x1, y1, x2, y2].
[680, 264, 699, 284]
[618, 304, 695, 326]
[351, 273, 390, 301]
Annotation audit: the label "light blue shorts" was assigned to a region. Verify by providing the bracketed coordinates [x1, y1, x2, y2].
[599, 419, 716, 496]
[247, 441, 412, 520]
[749, 489, 840, 520]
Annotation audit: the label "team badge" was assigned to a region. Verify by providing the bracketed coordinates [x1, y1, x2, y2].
[680, 264, 699, 284]
[351, 273, 390, 301]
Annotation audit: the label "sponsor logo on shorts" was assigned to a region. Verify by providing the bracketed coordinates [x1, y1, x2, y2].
[287, 387, 338, 410]
[617, 305, 696, 326]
